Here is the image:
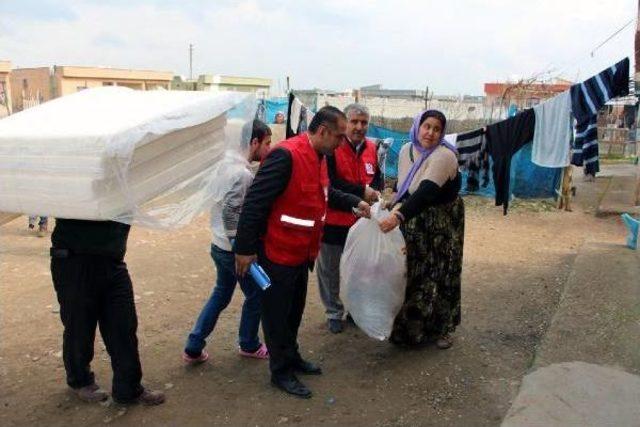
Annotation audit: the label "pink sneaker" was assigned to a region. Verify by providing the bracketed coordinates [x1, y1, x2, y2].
[239, 343, 269, 360]
[182, 349, 209, 365]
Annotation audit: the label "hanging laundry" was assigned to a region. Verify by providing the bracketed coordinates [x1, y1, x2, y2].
[285, 93, 296, 138]
[290, 97, 303, 133]
[532, 90, 573, 168]
[455, 128, 489, 193]
[573, 118, 599, 175]
[486, 108, 536, 215]
[456, 128, 484, 169]
[444, 133, 458, 146]
[255, 100, 267, 122]
[299, 105, 311, 133]
[285, 92, 311, 138]
[570, 57, 630, 175]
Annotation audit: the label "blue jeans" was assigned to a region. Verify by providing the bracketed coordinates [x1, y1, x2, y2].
[185, 244, 263, 355]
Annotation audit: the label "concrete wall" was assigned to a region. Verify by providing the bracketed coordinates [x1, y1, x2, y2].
[0, 60, 11, 117]
[302, 92, 498, 121]
[53, 66, 170, 96]
[9, 67, 52, 112]
[8, 66, 172, 112]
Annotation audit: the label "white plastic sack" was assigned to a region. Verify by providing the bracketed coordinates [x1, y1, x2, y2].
[0, 86, 255, 228]
[340, 203, 407, 340]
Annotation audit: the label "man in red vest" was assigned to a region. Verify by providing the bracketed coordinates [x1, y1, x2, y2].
[318, 103, 383, 333]
[234, 106, 371, 399]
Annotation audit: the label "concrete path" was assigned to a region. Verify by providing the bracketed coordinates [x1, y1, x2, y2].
[597, 163, 640, 216]
[502, 362, 640, 427]
[502, 239, 640, 427]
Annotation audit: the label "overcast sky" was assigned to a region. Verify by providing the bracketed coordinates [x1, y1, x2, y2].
[0, 0, 636, 95]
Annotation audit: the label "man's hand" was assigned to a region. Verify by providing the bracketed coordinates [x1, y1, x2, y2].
[364, 185, 380, 204]
[235, 254, 257, 277]
[354, 200, 371, 219]
[379, 213, 400, 233]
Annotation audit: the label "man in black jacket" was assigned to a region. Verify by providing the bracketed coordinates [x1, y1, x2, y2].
[234, 106, 371, 399]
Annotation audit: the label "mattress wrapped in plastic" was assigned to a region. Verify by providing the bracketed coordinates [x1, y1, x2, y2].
[0, 87, 254, 228]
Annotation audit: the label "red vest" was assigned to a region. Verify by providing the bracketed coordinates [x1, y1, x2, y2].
[263, 133, 329, 266]
[325, 139, 378, 227]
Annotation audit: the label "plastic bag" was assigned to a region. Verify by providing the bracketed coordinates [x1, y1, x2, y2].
[621, 213, 639, 250]
[340, 202, 407, 340]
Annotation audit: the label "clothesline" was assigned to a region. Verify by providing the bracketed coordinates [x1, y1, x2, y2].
[271, 57, 631, 215]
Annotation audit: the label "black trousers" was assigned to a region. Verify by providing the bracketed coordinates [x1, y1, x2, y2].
[259, 253, 309, 379]
[51, 252, 143, 401]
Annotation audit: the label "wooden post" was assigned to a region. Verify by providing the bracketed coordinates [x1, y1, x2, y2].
[424, 86, 429, 109]
[557, 166, 573, 211]
[635, 164, 640, 205]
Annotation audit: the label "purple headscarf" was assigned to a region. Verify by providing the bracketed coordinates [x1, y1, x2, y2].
[393, 110, 457, 203]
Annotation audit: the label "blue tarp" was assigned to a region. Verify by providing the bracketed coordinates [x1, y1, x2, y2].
[368, 124, 560, 199]
[262, 97, 288, 124]
[261, 102, 560, 199]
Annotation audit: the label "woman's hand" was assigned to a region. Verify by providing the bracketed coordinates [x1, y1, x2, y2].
[379, 213, 400, 233]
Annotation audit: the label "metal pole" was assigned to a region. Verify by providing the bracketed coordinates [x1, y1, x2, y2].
[189, 44, 194, 80]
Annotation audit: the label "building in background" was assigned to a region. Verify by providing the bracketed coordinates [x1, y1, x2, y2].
[0, 60, 12, 117]
[171, 74, 272, 96]
[295, 85, 489, 126]
[9, 65, 173, 112]
[483, 78, 572, 116]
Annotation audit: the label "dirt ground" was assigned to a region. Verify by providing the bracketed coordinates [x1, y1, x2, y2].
[0, 189, 627, 427]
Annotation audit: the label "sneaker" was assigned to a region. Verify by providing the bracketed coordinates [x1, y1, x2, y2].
[71, 383, 109, 403]
[182, 349, 209, 365]
[327, 319, 343, 334]
[239, 343, 269, 359]
[116, 389, 166, 406]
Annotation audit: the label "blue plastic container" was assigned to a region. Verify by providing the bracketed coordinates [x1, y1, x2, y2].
[621, 213, 639, 250]
[249, 262, 271, 290]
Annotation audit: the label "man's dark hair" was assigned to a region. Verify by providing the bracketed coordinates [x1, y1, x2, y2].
[308, 106, 347, 133]
[241, 119, 272, 148]
[252, 119, 272, 141]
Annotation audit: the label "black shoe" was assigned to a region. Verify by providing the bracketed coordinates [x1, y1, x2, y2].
[114, 389, 166, 406]
[271, 375, 312, 399]
[294, 359, 322, 375]
[327, 319, 343, 334]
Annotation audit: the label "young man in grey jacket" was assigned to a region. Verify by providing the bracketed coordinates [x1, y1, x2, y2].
[183, 119, 272, 363]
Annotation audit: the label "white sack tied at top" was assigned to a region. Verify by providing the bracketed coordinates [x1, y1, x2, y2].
[340, 202, 407, 340]
[0, 86, 255, 228]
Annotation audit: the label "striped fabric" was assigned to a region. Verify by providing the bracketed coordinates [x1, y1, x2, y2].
[455, 128, 489, 191]
[570, 57, 630, 175]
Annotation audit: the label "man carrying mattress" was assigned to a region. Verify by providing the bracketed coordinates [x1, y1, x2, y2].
[182, 119, 272, 364]
[50, 219, 165, 405]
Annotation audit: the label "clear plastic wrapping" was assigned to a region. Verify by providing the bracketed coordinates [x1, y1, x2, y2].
[0, 86, 256, 228]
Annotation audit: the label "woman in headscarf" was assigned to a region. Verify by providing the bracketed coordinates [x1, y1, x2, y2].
[379, 110, 464, 349]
